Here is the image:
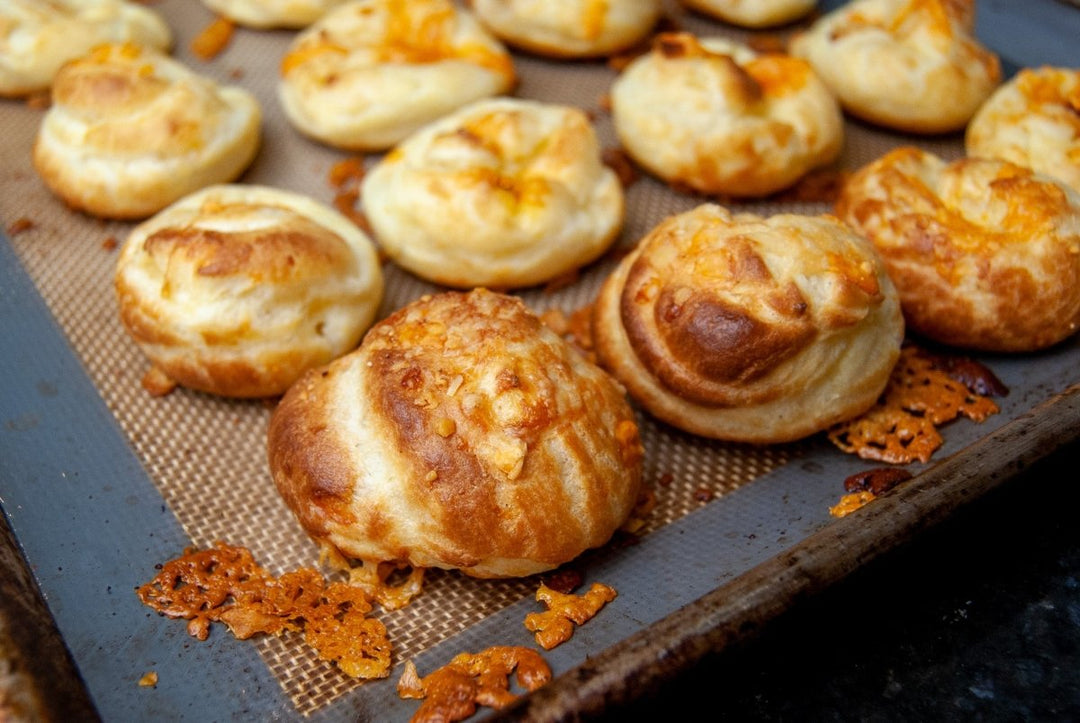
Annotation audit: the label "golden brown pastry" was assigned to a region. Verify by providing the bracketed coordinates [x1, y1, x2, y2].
[115, 184, 384, 398]
[200, 0, 347, 29]
[610, 33, 843, 197]
[361, 97, 624, 289]
[470, 0, 661, 58]
[966, 66, 1080, 195]
[789, 0, 1000, 134]
[836, 147, 1080, 352]
[593, 204, 904, 443]
[278, 0, 516, 151]
[268, 288, 644, 579]
[680, 0, 817, 28]
[0, 0, 172, 98]
[33, 43, 261, 220]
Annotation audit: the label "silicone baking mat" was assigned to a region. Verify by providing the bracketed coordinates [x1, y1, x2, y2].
[2, 1, 1078, 720]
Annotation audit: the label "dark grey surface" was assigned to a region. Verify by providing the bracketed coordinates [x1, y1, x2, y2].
[0, 235, 292, 721]
[609, 441, 1080, 722]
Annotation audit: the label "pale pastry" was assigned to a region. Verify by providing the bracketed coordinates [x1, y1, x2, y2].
[966, 66, 1080, 195]
[680, 0, 817, 28]
[361, 97, 624, 289]
[0, 0, 171, 97]
[200, 0, 347, 29]
[593, 204, 904, 443]
[278, 0, 516, 151]
[33, 43, 261, 220]
[836, 147, 1080, 352]
[267, 288, 644, 579]
[115, 184, 384, 398]
[789, 0, 1000, 134]
[610, 33, 843, 197]
[470, 0, 661, 58]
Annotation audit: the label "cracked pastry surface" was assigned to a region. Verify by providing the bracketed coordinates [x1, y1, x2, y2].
[836, 146, 1080, 352]
[679, 0, 817, 29]
[470, 0, 661, 58]
[593, 203, 903, 443]
[115, 184, 384, 398]
[278, 0, 515, 151]
[33, 43, 261, 220]
[610, 33, 843, 197]
[966, 66, 1080, 196]
[361, 97, 624, 289]
[200, 0, 347, 29]
[267, 288, 644, 579]
[789, 0, 1000, 134]
[0, 0, 172, 97]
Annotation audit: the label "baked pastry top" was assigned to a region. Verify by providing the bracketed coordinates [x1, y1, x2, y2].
[361, 97, 624, 289]
[267, 288, 644, 579]
[680, 0, 817, 29]
[610, 33, 843, 197]
[0, 0, 172, 97]
[789, 0, 1000, 134]
[966, 66, 1080, 195]
[836, 146, 1080, 352]
[278, 0, 516, 151]
[593, 203, 904, 443]
[200, 0, 347, 29]
[33, 43, 261, 220]
[470, 0, 661, 58]
[115, 184, 384, 398]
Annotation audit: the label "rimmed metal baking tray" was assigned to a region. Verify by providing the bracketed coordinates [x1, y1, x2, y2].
[2, 0, 1079, 720]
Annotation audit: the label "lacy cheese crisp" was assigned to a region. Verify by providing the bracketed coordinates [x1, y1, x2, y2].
[828, 345, 1001, 464]
[136, 542, 392, 680]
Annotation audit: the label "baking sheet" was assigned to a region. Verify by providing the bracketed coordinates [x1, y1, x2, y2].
[1, 1, 1079, 720]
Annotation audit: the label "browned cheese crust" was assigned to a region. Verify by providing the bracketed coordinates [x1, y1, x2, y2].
[836, 147, 1080, 352]
[267, 289, 644, 578]
[593, 203, 904, 443]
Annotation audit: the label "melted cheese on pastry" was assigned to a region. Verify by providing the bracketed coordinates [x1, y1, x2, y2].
[116, 184, 384, 398]
[361, 97, 624, 289]
[789, 0, 1000, 133]
[33, 43, 261, 219]
[837, 147, 1080, 351]
[611, 33, 843, 197]
[966, 66, 1080, 195]
[200, 0, 347, 29]
[471, 0, 660, 58]
[680, 0, 817, 29]
[593, 203, 903, 442]
[0, 0, 171, 97]
[268, 289, 643, 578]
[278, 0, 515, 151]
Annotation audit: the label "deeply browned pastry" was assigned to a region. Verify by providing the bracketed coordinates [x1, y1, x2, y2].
[115, 184, 384, 398]
[268, 289, 644, 580]
[593, 204, 904, 443]
[836, 147, 1080, 352]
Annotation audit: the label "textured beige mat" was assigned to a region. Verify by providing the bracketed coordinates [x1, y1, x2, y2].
[0, 0, 965, 715]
